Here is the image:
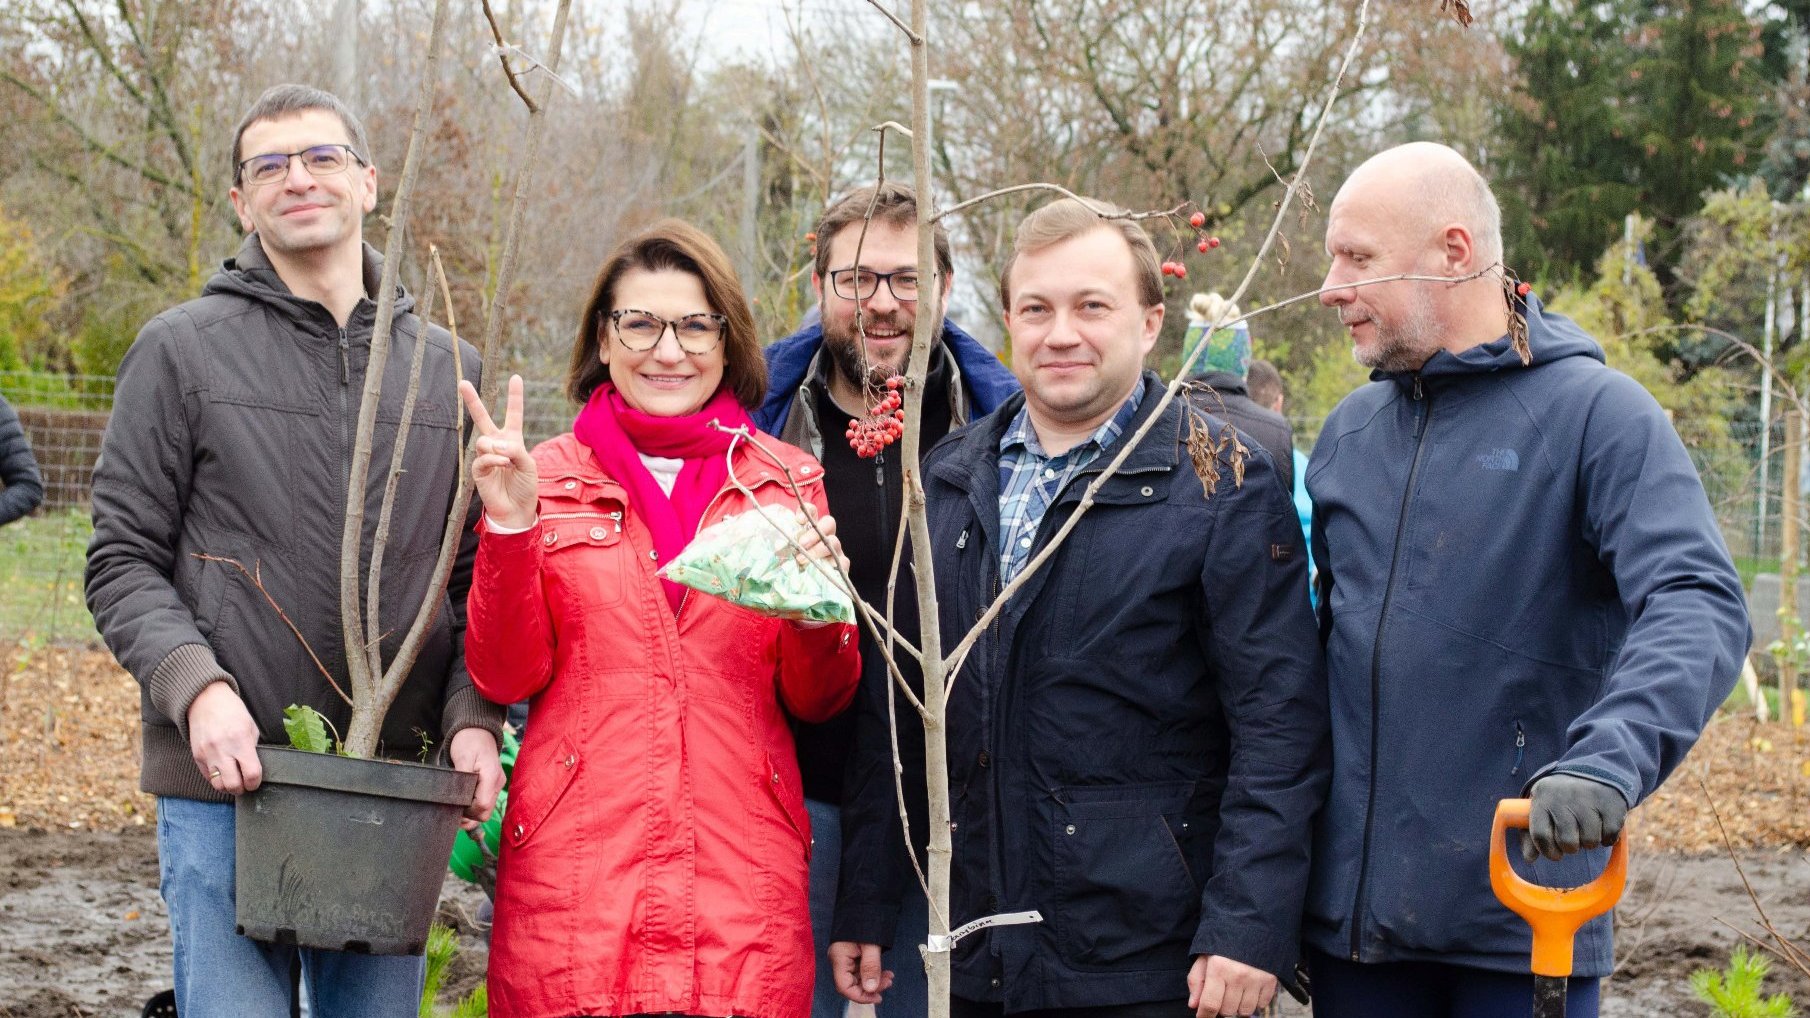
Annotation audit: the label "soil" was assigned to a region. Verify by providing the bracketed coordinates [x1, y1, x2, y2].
[3, 647, 1809, 1015]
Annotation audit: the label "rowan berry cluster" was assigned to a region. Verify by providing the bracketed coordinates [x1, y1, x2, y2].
[847, 376, 907, 458]
[1161, 211, 1221, 279]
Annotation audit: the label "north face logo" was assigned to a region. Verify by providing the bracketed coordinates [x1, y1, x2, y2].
[1477, 448, 1519, 471]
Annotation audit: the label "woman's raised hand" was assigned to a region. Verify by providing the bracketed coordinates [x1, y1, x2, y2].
[459, 375, 539, 530]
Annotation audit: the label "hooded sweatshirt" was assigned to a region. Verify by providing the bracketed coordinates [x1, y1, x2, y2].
[86, 234, 501, 800]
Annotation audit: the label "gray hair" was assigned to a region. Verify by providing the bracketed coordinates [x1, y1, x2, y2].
[231, 84, 371, 183]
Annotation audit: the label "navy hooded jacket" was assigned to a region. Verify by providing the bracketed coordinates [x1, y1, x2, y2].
[753, 317, 1019, 447]
[1305, 295, 1750, 976]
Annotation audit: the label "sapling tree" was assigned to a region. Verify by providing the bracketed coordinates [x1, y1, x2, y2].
[778, 3, 1514, 1015]
[334, 0, 573, 758]
[194, 0, 574, 759]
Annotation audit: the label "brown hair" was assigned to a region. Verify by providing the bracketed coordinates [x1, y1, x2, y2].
[567, 219, 767, 408]
[998, 197, 1163, 310]
[232, 84, 371, 184]
[813, 182, 954, 285]
[1246, 358, 1285, 410]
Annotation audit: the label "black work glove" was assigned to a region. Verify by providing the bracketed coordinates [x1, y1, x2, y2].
[1521, 773, 1628, 862]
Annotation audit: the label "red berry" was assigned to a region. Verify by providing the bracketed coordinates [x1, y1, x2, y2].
[1207, 237, 1220, 249]
[885, 376, 903, 390]
[1516, 282, 1532, 297]
[1198, 240, 1210, 253]
[1175, 265, 1188, 279]
[1189, 212, 1206, 228]
[1161, 262, 1174, 277]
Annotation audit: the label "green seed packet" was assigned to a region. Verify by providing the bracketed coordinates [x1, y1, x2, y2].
[659, 504, 856, 624]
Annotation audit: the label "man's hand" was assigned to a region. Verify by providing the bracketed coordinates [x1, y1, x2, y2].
[1523, 772, 1628, 862]
[449, 727, 504, 832]
[1188, 954, 1276, 1017]
[828, 940, 893, 1005]
[187, 680, 262, 795]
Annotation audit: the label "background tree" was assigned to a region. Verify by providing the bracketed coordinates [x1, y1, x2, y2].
[1495, 0, 1775, 290]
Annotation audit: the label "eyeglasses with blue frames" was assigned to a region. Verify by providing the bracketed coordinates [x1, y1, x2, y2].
[236, 144, 367, 187]
[607, 309, 729, 354]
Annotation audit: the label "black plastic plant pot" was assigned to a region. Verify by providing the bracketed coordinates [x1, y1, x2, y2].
[234, 746, 478, 955]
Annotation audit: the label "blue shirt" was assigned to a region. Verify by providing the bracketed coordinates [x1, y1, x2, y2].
[996, 378, 1146, 583]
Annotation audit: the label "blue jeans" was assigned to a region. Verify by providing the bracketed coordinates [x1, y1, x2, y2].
[1307, 948, 1600, 1018]
[807, 797, 930, 1018]
[157, 797, 425, 1018]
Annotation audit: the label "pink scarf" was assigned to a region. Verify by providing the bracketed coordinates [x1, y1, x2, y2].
[572, 382, 752, 613]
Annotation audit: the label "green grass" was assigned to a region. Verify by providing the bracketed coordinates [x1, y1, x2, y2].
[0, 508, 97, 645]
[1734, 555, 1782, 592]
[1722, 679, 1783, 719]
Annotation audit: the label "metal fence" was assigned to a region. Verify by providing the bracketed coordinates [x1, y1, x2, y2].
[0, 370, 1794, 644]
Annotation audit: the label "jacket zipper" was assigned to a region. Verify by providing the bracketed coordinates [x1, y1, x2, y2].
[337, 327, 352, 542]
[1350, 373, 1430, 961]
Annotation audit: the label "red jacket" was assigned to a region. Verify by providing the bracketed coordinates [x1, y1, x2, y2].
[466, 432, 860, 1018]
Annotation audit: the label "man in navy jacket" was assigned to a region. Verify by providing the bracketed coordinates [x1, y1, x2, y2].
[834, 196, 1328, 1018]
[754, 182, 1018, 1018]
[1305, 143, 1750, 1017]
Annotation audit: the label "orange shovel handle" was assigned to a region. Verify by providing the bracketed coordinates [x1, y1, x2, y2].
[1488, 798, 1628, 978]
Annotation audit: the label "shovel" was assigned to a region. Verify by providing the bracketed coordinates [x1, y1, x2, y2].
[1488, 798, 1628, 1018]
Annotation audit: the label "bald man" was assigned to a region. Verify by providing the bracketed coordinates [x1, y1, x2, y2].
[1302, 143, 1749, 1017]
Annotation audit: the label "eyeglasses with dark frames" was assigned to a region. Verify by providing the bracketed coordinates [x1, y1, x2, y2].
[828, 268, 921, 302]
[236, 144, 367, 187]
[607, 309, 728, 354]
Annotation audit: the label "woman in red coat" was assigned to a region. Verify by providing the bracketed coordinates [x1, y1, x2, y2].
[458, 220, 860, 1018]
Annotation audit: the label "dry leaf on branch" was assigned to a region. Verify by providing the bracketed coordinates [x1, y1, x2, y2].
[1439, 0, 1474, 28]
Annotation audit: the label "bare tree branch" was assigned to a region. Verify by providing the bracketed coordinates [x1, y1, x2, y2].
[0, 70, 199, 196]
[364, 247, 441, 672]
[193, 555, 351, 707]
[865, 0, 923, 43]
[936, 183, 1184, 224]
[340, 0, 452, 757]
[384, 248, 474, 700]
[478, 0, 575, 405]
[481, 0, 539, 114]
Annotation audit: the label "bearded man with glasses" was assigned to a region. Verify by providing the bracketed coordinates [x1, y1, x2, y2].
[85, 83, 504, 1017]
[755, 183, 1019, 1017]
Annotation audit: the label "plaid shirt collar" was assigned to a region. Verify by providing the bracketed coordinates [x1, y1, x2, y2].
[995, 376, 1146, 582]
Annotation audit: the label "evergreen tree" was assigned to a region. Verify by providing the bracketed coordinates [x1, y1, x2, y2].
[1496, 0, 1774, 289]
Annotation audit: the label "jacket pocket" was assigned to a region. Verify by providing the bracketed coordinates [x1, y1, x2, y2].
[752, 754, 812, 913]
[506, 735, 582, 849]
[1051, 782, 1199, 971]
[539, 507, 627, 612]
[763, 754, 812, 863]
[199, 395, 319, 547]
[495, 734, 592, 913]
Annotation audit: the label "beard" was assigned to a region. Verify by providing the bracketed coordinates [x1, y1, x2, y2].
[1351, 288, 1442, 374]
[821, 308, 916, 393]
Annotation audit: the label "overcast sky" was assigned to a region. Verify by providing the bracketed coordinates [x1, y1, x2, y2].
[675, 0, 887, 64]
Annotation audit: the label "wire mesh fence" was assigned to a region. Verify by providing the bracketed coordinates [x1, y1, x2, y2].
[0, 371, 1796, 647]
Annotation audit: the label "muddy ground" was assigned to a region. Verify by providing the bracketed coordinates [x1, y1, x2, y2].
[0, 825, 1806, 1017]
[4, 648, 1810, 1015]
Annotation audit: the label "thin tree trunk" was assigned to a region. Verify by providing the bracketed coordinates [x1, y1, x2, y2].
[341, 0, 451, 758]
[1782, 410, 1802, 728]
[379, 0, 575, 744]
[477, 0, 574, 404]
[900, 2, 952, 1014]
